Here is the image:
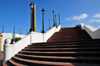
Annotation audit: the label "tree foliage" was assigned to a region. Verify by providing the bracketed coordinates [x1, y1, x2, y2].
[14, 37, 21, 42]
[11, 37, 22, 43]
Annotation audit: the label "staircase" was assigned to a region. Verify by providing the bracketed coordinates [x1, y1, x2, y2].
[47, 27, 92, 42]
[5, 27, 100, 66]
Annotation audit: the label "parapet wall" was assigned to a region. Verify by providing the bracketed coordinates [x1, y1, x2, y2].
[3, 25, 61, 62]
[80, 23, 100, 39]
[1, 33, 26, 51]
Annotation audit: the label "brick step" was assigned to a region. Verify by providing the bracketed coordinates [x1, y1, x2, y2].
[5, 27, 100, 66]
[28, 44, 100, 48]
[32, 41, 100, 46]
[48, 39, 92, 42]
[52, 34, 78, 36]
[19, 51, 100, 57]
[16, 54, 100, 64]
[50, 34, 78, 36]
[8, 59, 24, 66]
[32, 43, 100, 46]
[47, 27, 92, 42]
[22, 48, 100, 52]
[54, 32, 77, 34]
[49, 37, 78, 39]
[49, 33, 78, 35]
[48, 39, 94, 42]
[11, 56, 100, 66]
[50, 32, 77, 34]
[51, 34, 79, 38]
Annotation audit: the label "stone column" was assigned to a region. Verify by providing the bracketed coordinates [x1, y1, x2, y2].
[33, 4, 37, 32]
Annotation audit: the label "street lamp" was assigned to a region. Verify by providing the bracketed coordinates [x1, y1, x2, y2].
[41, 8, 45, 33]
[49, 19, 50, 29]
[30, 2, 33, 9]
[55, 15, 57, 27]
[13, 26, 15, 35]
[12, 26, 15, 44]
[20, 28, 21, 35]
[2, 25, 4, 33]
[29, 2, 35, 32]
[58, 14, 60, 24]
[29, 2, 33, 32]
[52, 11, 55, 26]
[26, 29, 28, 35]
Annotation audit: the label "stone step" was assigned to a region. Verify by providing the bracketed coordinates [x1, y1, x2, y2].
[4, 27, 100, 66]
[47, 27, 92, 42]
[22, 47, 100, 52]
[19, 51, 100, 57]
[32, 41, 100, 46]
[19, 51, 100, 54]
[8, 59, 24, 66]
[16, 54, 100, 64]
[27, 44, 100, 48]
[12, 56, 100, 66]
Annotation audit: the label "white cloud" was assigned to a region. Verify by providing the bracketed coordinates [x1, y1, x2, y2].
[89, 19, 94, 22]
[93, 13, 100, 18]
[95, 19, 100, 22]
[65, 18, 70, 20]
[72, 13, 88, 20]
[88, 19, 100, 23]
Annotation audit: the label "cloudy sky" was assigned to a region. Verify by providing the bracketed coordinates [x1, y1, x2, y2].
[0, 0, 100, 34]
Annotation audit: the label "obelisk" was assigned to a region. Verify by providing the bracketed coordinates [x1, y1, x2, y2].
[29, 2, 37, 32]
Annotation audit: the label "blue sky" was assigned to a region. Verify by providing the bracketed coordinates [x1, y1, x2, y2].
[0, 0, 100, 35]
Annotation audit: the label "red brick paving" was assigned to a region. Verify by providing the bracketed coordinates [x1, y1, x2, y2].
[0, 51, 3, 66]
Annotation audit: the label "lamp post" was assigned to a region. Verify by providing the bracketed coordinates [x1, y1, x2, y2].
[13, 26, 15, 36]
[58, 14, 60, 24]
[49, 19, 50, 29]
[52, 11, 55, 26]
[26, 29, 28, 35]
[41, 8, 45, 33]
[29, 2, 34, 32]
[2, 25, 4, 33]
[20, 28, 21, 35]
[12, 26, 15, 44]
[55, 15, 57, 27]
[30, 2, 33, 9]
[20, 28, 21, 38]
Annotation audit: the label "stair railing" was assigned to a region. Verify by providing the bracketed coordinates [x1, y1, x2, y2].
[80, 23, 100, 39]
[3, 24, 61, 62]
